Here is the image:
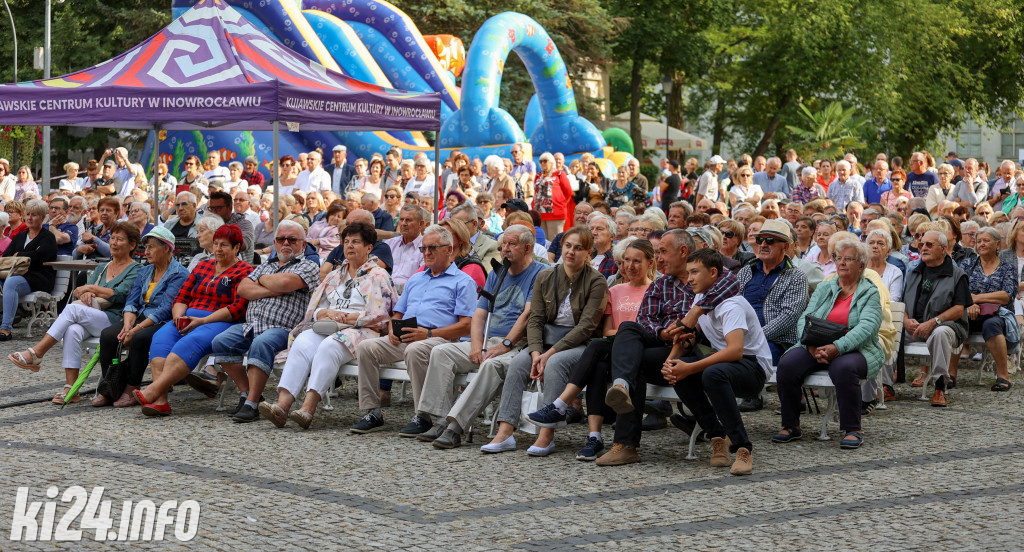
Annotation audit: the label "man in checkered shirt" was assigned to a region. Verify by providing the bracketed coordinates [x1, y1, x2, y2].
[207, 220, 321, 422]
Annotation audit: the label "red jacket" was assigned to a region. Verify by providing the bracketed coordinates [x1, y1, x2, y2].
[533, 170, 573, 221]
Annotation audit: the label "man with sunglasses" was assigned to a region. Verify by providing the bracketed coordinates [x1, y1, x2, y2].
[730, 220, 810, 413]
[902, 230, 972, 407]
[351, 225, 477, 434]
[206, 191, 255, 264]
[162, 191, 200, 262]
[206, 220, 321, 422]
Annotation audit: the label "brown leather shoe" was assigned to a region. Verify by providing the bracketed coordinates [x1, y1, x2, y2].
[594, 443, 641, 466]
[730, 447, 753, 476]
[911, 369, 928, 387]
[931, 389, 947, 407]
[710, 437, 731, 467]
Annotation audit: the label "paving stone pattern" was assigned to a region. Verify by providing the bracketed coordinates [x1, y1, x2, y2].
[0, 332, 1021, 550]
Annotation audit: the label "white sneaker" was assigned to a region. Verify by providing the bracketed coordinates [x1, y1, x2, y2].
[480, 435, 516, 453]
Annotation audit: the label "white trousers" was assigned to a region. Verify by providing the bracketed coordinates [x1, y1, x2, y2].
[277, 330, 353, 398]
[48, 303, 112, 370]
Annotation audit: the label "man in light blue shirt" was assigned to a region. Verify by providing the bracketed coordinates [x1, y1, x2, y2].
[826, 160, 865, 211]
[753, 158, 791, 198]
[352, 225, 477, 435]
[414, 225, 546, 447]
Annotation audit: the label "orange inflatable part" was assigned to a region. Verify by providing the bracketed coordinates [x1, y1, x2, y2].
[423, 34, 466, 77]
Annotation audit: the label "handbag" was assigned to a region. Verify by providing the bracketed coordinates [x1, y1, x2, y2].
[0, 256, 31, 279]
[519, 379, 543, 435]
[978, 303, 1000, 316]
[800, 315, 848, 347]
[73, 298, 114, 310]
[312, 320, 352, 336]
[543, 324, 573, 349]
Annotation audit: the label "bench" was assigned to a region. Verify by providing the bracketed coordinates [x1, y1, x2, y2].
[905, 333, 999, 400]
[20, 255, 73, 338]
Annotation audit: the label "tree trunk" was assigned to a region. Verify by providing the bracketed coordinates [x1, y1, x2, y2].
[668, 72, 684, 162]
[629, 54, 644, 160]
[752, 95, 791, 158]
[712, 90, 726, 156]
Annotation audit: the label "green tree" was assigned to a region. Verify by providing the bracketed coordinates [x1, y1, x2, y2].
[785, 101, 868, 161]
[0, 0, 170, 162]
[677, 0, 1024, 159]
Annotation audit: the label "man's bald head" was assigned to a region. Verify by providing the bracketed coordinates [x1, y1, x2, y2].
[346, 208, 375, 227]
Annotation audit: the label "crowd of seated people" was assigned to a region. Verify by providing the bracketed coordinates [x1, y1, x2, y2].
[3, 145, 1023, 477]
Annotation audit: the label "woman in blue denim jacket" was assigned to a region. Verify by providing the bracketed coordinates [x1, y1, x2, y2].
[93, 227, 189, 407]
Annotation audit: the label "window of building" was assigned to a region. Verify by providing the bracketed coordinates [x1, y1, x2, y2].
[999, 119, 1024, 160]
[956, 120, 982, 160]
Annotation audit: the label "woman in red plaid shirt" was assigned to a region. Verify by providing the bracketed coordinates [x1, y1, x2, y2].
[134, 225, 253, 416]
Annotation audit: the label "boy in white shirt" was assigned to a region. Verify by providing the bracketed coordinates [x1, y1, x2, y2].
[662, 248, 772, 476]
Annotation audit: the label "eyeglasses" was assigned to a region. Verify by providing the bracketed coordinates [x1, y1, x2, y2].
[233, 198, 249, 203]
[274, 237, 303, 245]
[754, 236, 779, 245]
[183, 162, 195, 167]
[174, 202, 193, 208]
[831, 254, 859, 264]
[343, 278, 358, 299]
[419, 244, 450, 253]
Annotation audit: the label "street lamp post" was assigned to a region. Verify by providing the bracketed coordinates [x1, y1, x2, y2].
[42, 0, 52, 194]
[661, 75, 673, 164]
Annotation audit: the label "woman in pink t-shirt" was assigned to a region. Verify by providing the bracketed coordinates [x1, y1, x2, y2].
[524, 238, 656, 461]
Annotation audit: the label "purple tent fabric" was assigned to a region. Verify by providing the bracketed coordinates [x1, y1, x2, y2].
[0, 0, 440, 131]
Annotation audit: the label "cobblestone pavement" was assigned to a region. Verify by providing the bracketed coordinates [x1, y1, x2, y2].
[0, 332, 1022, 550]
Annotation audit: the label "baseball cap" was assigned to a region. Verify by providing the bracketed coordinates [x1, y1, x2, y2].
[685, 227, 713, 248]
[948, 159, 964, 169]
[668, 160, 680, 169]
[501, 198, 530, 213]
[143, 226, 176, 250]
[757, 219, 793, 243]
[102, 159, 117, 168]
[708, 155, 726, 165]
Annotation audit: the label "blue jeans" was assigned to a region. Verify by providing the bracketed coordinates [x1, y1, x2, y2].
[210, 324, 290, 374]
[1, 276, 32, 330]
[149, 308, 235, 370]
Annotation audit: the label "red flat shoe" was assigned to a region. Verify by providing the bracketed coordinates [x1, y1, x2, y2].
[132, 389, 149, 407]
[141, 403, 172, 417]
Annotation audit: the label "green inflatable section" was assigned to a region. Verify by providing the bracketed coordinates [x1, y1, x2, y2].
[602, 127, 634, 155]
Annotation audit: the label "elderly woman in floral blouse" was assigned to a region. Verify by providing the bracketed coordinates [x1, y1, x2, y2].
[260, 222, 397, 429]
[954, 227, 1019, 391]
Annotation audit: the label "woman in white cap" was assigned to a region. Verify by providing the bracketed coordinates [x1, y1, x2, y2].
[92, 226, 190, 407]
[8, 222, 141, 404]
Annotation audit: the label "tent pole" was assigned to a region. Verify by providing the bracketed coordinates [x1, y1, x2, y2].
[151, 124, 161, 222]
[272, 120, 280, 235]
[434, 138, 440, 224]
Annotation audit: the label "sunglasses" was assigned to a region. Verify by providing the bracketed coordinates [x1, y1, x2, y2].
[385, 194, 398, 199]
[754, 236, 780, 245]
[274, 237, 303, 245]
[419, 244, 449, 253]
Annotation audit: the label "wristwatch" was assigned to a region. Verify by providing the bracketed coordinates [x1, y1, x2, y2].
[428, 329, 433, 338]
[934, 317, 942, 326]
[502, 338, 513, 348]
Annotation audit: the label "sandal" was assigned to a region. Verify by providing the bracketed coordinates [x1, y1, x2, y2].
[911, 369, 928, 387]
[9, 348, 41, 372]
[53, 385, 80, 405]
[991, 378, 1012, 392]
[840, 431, 863, 449]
